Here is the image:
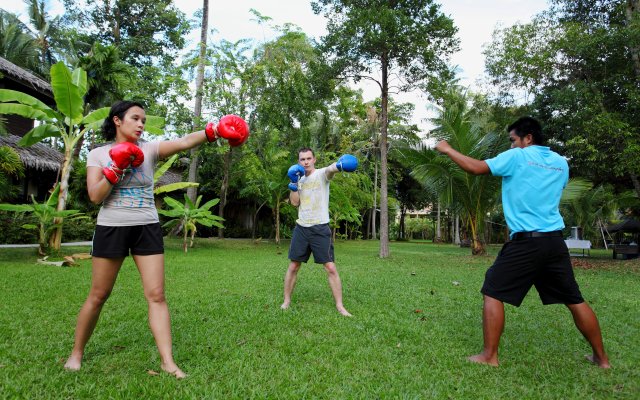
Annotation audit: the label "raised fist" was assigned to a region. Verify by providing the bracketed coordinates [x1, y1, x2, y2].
[287, 164, 305, 191]
[103, 142, 144, 185]
[336, 154, 358, 172]
[206, 115, 250, 147]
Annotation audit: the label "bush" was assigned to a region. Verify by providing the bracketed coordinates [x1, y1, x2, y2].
[61, 217, 95, 242]
[0, 211, 38, 244]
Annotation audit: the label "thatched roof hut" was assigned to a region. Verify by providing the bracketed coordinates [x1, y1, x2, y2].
[0, 56, 52, 96]
[0, 134, 62, 172]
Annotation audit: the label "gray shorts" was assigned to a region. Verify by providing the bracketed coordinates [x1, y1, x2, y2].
[288, 223, 334, 264]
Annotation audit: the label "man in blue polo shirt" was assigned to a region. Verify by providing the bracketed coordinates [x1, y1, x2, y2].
[435, 116, 610, 368]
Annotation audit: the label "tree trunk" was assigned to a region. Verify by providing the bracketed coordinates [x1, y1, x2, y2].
[187, 0, 209, 204]
[399, 206, 406, 240]
[370, 157, 378, 239]
[454, 214, 460, 245]
[49, 143, 74, 250]
[252, 201, 267, 239]
[379, 55, 390, 258]
[275, 196, 281, 244]
[218, 149, 231, 238]
[626, 1, 640, 77]
[435, 201, 441, 242]
[469, 214, 486, 256]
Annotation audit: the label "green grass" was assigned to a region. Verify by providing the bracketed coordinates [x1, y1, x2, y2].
[0, 239, 638, 399]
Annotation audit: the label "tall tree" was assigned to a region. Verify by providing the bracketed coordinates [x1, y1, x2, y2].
[403, 89, 504, 255]
[312, 0, 459, 257]
[186, 0, 209, 207]
[0, 10, 41, 72]
[484, 0, 640, 198]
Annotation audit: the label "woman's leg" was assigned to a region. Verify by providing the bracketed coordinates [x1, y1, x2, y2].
[133, 254, 185, 378]
[65, 256, 124, 370]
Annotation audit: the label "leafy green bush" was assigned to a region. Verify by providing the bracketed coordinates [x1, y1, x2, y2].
[0, 211, 38, 244]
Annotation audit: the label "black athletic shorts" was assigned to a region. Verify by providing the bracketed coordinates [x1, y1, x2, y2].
[288, 223, 334, 264]
[481, 234, 584, 307]
[91, 223, 164, 258]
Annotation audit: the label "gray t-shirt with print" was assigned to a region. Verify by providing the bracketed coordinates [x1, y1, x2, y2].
[87, 141, 160, 226]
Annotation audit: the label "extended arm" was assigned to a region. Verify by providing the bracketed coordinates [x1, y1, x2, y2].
[158, 130, 207, 160]
[435, 140, 490, 175]
[325, 154, 358, 179]
[158, 115, 250, 160]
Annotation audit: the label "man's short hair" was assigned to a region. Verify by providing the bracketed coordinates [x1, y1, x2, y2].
[298, 147, 315, 157]
[507, 117, 545, 145]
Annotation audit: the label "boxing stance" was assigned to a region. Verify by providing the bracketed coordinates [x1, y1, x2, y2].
[435, 116, 609, 368]
[64, 101, 249, 378]
[281, 148, 358, 317]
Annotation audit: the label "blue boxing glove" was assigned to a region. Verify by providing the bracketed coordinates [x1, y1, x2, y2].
[336, 154, 358, 172]
[287, 164, 305, 192]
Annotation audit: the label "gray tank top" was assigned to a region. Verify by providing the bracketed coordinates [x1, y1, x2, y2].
[87, 141, 160, 226]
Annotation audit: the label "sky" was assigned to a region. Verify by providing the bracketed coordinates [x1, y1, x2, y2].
[2, 0, 549, 129]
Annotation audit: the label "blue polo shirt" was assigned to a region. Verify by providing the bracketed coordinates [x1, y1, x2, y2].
[485, 146, 568, 237]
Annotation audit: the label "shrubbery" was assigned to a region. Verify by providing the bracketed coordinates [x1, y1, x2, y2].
[0, 211, 95, 244]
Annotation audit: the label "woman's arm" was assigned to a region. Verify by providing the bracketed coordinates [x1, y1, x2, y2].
[87, 166, 114, 204]
[157, 130, 208, 160]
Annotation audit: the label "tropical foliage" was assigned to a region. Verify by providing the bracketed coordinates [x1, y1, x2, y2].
[157, 194, 224, 253]
[0, 183, 86, 255]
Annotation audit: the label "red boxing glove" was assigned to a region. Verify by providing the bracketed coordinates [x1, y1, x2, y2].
[205, 122, 218, 142]
[217, 115, 249, 147]
[103, 142, 144, 185]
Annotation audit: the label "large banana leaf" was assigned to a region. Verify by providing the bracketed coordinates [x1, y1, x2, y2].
[50, 62, 85, 125]
[82, 107, 110, 125]
[154, 182, 199, 194]
[0, 104, 51, 122]
[0, 89, 58, 120]
[19, 124, 62, 146]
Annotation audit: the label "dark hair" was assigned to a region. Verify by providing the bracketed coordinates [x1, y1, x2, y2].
[507, 116, 544, 145]
[100, 100, 145, 141]
[297, 147, 315, 157]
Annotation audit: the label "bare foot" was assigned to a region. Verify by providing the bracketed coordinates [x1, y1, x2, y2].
[337, 307, 352, 317]
[161, 363, 187, 379]
[467, 354, 499, 367]
[585, 354, 611, 369]
[64, 356, 82, 371]
[280, 302, 290, 310]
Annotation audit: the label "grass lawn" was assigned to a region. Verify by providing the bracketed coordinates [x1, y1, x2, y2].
[0, 239, 638, 399]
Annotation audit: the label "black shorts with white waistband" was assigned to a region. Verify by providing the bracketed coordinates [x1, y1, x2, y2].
[481, 232, 584, 307]
[288, 223, 334, 264]
[91, 223, 164, 258]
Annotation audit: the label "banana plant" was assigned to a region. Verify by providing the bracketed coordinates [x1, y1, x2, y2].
[153, 154, 199, 195]
[0, 61, 164, 250]
[0, 183, 88, 255]
[157, 194, 224, 253]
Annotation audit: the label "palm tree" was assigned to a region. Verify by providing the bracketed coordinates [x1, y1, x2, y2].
[23, 0, 61, 75]
[404, 89, 504, 255]
[0, 11, 40, 72]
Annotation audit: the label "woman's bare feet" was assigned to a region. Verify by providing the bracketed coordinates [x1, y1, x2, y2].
[63, 355, 82, 371]
[337, 306, 352, 317]
[467, 353, 499, 367]
[280, 302, 290, 310]
[161, 363, 187, 379]
[585, 354, 611, 369]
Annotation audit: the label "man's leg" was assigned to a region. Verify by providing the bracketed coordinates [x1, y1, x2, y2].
[468, 295, 503, 366]
[323, 262, 352, 317]
[566, 302, 610, 368]
[281, 261, 301, 310]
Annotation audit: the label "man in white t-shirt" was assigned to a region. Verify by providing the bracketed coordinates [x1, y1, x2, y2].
[280, 148, 358, 317]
